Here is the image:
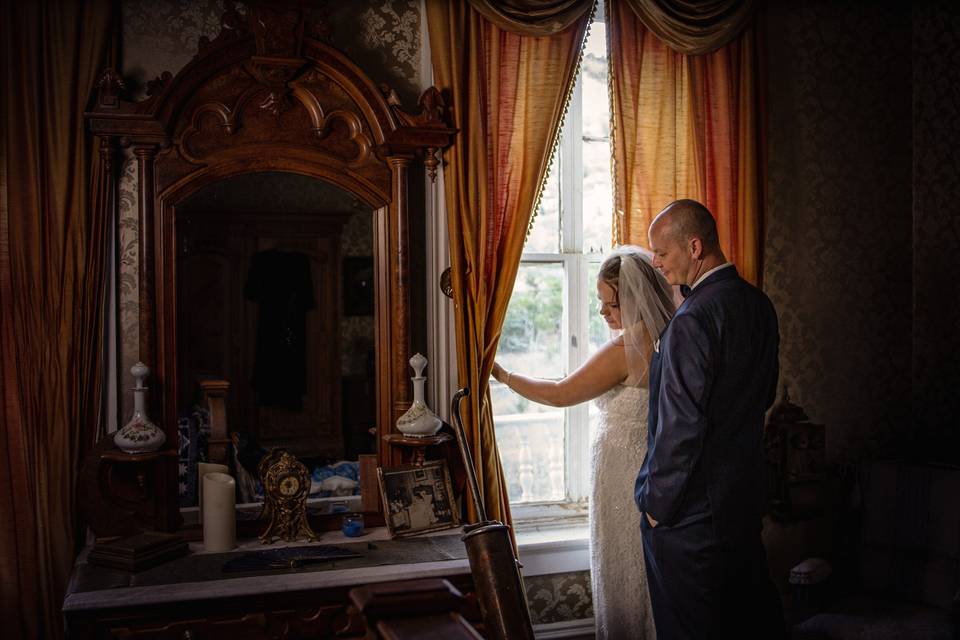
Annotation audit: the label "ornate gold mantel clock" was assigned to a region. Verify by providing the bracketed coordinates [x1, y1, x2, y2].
[257, 449, 318, 544]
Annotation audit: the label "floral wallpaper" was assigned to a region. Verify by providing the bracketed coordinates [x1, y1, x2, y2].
[121, 0, 229, 101]
[525, 570, 593, 625]
[763, 0, 914, 461]
[117, 151, 140, 419]
[911, 3, 960, 455]
[326, 0, 422, 106]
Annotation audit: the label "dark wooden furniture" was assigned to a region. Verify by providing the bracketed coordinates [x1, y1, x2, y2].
[77, 444, 182, 537]
[350, 578, 483, 639]
[63, 534, 475, 640]
[199, 378, 231, 467]
[78, 381, 229, 538]
[792, 460, 960, 639]
[765, 386, 826, 521]
[84, 1, 454, 532]
[382, 433, 453, 467]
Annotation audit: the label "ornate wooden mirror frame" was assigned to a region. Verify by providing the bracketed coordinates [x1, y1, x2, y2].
[85, 2, 453, 531]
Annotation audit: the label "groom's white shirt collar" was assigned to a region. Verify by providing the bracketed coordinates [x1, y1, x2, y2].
[691, 262, 734, 290]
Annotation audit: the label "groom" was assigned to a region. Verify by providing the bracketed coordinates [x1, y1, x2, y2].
[635, 199, 785, 638]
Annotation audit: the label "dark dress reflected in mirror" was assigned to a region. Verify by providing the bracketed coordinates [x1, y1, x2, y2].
[175, 173, 377, 508]
[246, 248, 315, 411]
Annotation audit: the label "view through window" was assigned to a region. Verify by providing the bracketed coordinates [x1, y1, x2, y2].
[491, 12, 613, 510]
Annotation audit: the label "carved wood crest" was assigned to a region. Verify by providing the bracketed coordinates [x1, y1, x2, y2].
[87, 0, 455, 197]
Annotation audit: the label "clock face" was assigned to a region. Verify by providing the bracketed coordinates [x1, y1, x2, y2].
[279, 474, 301, 497]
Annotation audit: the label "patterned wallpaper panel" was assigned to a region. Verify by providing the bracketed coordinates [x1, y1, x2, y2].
[117, 150, 140, 420]
[117, 1, 423, 420]
[121, 0, 422, 102]
[763, 0, 914, 461]
[911, 3, 960, 456]
[324, 0, 422, 106]
[525, 570, 593, 625]
[121, 0, 228, 101]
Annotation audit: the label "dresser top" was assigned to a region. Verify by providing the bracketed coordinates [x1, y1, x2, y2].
[64, 528, 469, 612]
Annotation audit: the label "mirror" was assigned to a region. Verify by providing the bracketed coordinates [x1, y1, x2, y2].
[85, 2, 453, 533]
[175, 173, 376, 510]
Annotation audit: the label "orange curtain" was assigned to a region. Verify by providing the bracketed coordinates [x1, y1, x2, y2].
[426, 0, 592, 525]
[608, 0, 763, 284]
[0, 1, 113, 637]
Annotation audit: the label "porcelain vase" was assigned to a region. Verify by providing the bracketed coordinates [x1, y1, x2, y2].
[114, 362, 166, 454]
[396, 353, 442, 438]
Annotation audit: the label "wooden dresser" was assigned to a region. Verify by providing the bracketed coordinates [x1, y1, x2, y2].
[63, 529, 474, 639]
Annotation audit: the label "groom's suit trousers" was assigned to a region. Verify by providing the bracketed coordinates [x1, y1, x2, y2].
[640, 515, 784, 639]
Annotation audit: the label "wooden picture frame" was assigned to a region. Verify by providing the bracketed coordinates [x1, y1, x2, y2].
[377, 461, 459, 538]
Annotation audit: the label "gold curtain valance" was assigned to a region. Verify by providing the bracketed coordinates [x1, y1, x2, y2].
[623, 0, 754, 55]
[466, 0, 593, 35]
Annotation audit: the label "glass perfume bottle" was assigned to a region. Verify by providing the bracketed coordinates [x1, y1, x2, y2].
[395, 353, 442, 437]
[114, 362, 166, 454]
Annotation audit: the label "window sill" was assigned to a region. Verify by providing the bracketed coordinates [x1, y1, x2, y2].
[515, 519, 590, 577]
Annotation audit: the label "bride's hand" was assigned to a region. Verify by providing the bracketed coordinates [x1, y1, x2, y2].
[491, 361, 507, 383]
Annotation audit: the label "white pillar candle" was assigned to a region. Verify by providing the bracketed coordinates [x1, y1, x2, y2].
[202, 472, 236, 552]
[197, 462, 229, 517]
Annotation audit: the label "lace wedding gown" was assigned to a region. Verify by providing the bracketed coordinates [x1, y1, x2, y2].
[590, 384, 656, 640]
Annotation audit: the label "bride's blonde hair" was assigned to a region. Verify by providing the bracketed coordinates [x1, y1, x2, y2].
[598, 246, 675, 384]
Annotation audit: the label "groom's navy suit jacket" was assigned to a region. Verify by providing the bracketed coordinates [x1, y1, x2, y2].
[635, 265, 779, 542]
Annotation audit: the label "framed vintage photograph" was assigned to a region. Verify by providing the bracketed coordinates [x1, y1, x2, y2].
[377, 460, 459, 538]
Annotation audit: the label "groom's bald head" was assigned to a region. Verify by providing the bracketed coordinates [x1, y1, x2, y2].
[648, 199, 725, 286]
[650, 199, 719, 252]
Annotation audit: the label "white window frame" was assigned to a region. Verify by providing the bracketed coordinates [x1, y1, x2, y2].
[424, 8, 609, 527]
[507, 73, 610, 525]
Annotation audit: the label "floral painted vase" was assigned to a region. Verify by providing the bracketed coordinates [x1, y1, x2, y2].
[114, 362, 166, 454]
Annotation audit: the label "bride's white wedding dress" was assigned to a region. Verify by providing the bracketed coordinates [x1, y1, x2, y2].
[590, 383, 656, 640]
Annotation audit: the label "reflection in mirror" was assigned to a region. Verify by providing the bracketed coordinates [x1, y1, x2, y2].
[174, 172, 375, 513]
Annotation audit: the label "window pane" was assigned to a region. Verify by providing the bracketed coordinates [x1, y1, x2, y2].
[587, 261, 610, 356]
[493, 262, 566, 503]
[581, 21, 609, 140]
[582, 138, 613, 254]
[524, 153, 560, 254]
[493, 412, 566, 504]
[586, 260, 608, 453]
[496, 263, 565, 379]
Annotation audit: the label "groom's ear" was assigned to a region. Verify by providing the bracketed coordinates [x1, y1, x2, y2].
[688, 236, 703, 259]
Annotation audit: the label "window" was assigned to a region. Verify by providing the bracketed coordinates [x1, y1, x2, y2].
[491, 15, 612, 516]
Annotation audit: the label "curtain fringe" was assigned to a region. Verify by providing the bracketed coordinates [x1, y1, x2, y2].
[525, 0, 599, 241]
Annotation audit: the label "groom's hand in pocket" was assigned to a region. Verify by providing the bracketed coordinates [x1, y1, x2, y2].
[645, 513, 658, 528]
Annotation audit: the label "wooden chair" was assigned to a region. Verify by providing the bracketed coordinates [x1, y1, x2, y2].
[349, 579, 483, 639]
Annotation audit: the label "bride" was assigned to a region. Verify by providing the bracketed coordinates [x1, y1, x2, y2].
[492, 245, 675, 640]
